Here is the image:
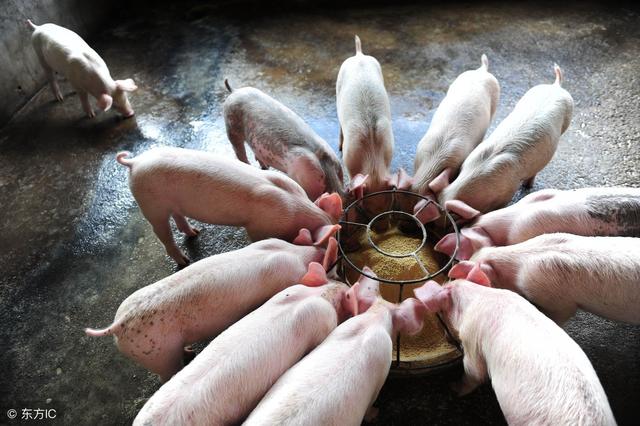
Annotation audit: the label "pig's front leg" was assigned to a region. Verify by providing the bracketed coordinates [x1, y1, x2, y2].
[451, 353, 486, 396]
[78, 91, 95, 118]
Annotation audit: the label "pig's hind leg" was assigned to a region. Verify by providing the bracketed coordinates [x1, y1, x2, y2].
[172, 214, 200, 237]
[146, 212, 190, 266]
[35, 48, 63, 101]
[225, 116, 250, 164]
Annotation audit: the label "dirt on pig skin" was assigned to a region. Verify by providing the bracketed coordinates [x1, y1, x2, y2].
[0, 1, 638, 425]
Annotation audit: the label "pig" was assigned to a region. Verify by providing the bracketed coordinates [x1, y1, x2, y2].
[85, 237, 339, 382]
[223, 80, 345, 200]
[414, 272, 616, 425]
[133, 262, 359, 426]
[436, 187, 640, 260]
[116, 147, 342, 265]
[410, 54, 500, 223]
[448, 233, 640, 325]
[436, 64, 574, 215]
[337, 35, 397, 217]
[244, 267, 426, 426]
[28, 20, 137, 118]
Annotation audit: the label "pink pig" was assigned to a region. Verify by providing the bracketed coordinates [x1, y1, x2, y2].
[449, 233, 640, 325]
[116, 147, 342, 265]
[337, 36, 398, 216]
[244, 267, 426, 426]
[436, 187, 640, 260]
[133, 262, 359, 426]
[85, 237, 339, 382]
[28, 20, 137, 118]
[437, 64, 573, 215]
[223, 80, 344, 200]
[410, 54, 500, 223]
[414, 272, 616, 425]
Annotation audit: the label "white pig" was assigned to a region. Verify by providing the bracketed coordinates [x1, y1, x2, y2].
[85, 237, 339, 381]
[436, 187, 640, 259]
[116, 147, 342, 265]
[410, 54, 500, 223]
[437, 64, 574, 214]
[223, 80, 344, 200]
[449, 233, 640, 325]
[337, 35, 396, 216]
[244, 267, 426, 426]
[133, 262, 359, 426]
[414, 272, 616, 425]
[28, 20, 137, 118]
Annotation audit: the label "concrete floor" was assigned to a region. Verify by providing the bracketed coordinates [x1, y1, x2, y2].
[1, 1, 639, 424]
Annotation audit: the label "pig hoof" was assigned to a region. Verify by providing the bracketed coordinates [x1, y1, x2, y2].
[185, 228, 200, 237]
[183, 346, 196, 365]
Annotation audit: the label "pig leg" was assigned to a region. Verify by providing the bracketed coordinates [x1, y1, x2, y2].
[257, 159, 269, 170]
[78, 91, 95, 118]
[339, 127, 344, 152]
[35, 49, 63, 101]
[364, 406, 379, 423]
[523, 175, 536, 189]
[451, 354, 486, 396]
[225, 119, 249, 164]
[172, 214, 199, 237]
[147, 213, 190, 265]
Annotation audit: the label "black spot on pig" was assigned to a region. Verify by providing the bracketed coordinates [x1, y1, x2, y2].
[586, 195, 640, 236]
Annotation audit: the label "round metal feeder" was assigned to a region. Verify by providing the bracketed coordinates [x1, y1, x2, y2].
[335, 188, 464, 376]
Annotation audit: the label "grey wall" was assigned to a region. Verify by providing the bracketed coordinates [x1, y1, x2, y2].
[0, 0, 113, 127]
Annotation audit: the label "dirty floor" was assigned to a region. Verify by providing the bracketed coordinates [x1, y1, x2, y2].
[1, 1, 639, 425]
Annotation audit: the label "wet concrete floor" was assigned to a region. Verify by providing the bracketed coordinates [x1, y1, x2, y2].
[1, 1, 639, 424]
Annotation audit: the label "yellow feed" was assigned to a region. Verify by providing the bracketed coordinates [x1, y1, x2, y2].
[343, 226, 461, 368]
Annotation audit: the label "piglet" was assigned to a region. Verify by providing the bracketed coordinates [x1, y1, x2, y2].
[28, 20, 137, 118]
[133, 262, 358, 426]
[337, 35, 397, 216]
[85, 237, 339, 381]
[449, 233, 640, 324]
[116, 147, 342, 265]
[411, 54, 500, 223]
[436, 187, 640, 259]
[244, 267, 426, 426]
[223, 80, 344, 200]
[437, 64, 573, 214]
[414, 275, 616, 425]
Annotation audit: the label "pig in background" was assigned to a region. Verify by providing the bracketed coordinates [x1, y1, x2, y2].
[116, 147, 342, 265]
[414, 273, 616, 426]
[437, 64, 574, 215]
[409, 54, 500, 224]
[223, 80, 345, 200]
[85, 237, 339, 382]
[337, 35, 397, 217]
[449, 233, 640, 325]
[436, 187, 640, 260]
[133, 262, 359, 426]
[244, 267, 426, 426]
[28, 20, 137, 118]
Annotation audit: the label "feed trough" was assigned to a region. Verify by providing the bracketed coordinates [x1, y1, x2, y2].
[336, 188, 463, 375]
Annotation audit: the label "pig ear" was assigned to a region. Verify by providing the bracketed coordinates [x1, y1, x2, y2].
[467, 262, 492, 287]
[445, 200, 481, 221]
[97, 94, 112, 112]
[352, 266, 381, 313]
[301, 262, 328, 287]
[343, 282, 360, 317]
[428, 167, 454, 194]
[393, 298, 426, 336]
[414, 198, 441, 223]
[435, 232, 473, 260]
[293, 228, 314, 246]
[322, 237, 338, 271]
[348, 174, 368, 200]
[312, 224, 341, 246]
[414, 281, 451, 312]
[116, 78, 138, 92]
[449, 261, 492, 287]
[314, 192, 343, 222]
